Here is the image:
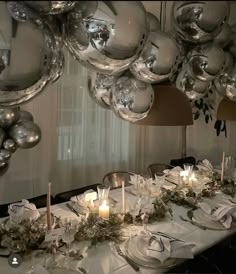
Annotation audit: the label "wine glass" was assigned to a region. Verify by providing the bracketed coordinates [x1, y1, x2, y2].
[61, 221, 77, 262]
[183, 163, 194, 176]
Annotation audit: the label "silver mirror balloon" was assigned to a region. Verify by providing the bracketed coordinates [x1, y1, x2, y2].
[130, 31, 181, 83]
[229, 23, 236, 58]
[110, 74, 154, 122]
[213, 23, 232, 48]
[176, 68, 210, 100]
[64, 1, 149, 75]
[0, 108, 19, 128]
[214, 64, 236, 102]
[0, 108, 41, 175]
[18, 110, 34, 122]
[0, 2, 64, 107]
[23, 1, 77, 15]
[9, 120, 41, 149]
[186, 44, 225, 82]
[172, 1, 230, 43]
[88, 72, 118, 109]
[147, 12, 160, 32]
[3, 139, 17, 153]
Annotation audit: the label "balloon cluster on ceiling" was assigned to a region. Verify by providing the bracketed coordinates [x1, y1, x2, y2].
[0, 108, 41, 175]
[0, 0, 235, 126]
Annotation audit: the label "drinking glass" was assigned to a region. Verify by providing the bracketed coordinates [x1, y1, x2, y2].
[97, 184, 110, 201]
[61, 220, 77, 261]
[224, 156, 235, 178]
[183, 163, 194, 176]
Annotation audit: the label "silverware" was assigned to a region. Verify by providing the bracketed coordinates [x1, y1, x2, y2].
[78, 267, 88, 274]
[125, 189, 137, 197]
[146, 229, 185, 243]
[114, 244, 140, 272]
[66, 203, 83, 217]
[179, 215, 207, 230]
[109, 197, 118, 204]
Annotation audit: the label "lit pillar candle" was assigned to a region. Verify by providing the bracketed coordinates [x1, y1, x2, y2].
[122, 181, 126, 214]
[99, 200, 109, 219]
[47, 182, 52, 231]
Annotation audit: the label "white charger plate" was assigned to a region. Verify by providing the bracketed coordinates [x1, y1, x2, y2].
[124, 236, 179, 269]
[192, 209, 228, 230]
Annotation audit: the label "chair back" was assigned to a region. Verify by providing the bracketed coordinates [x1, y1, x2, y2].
[147, 163, 173, 178]
[54, 184, 98, 204]
[102, 171, 136, 189]
[170, 157, 196, 169]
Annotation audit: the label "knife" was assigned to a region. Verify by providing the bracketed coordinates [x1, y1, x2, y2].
[66, 203, 83, 217]
[114, 244, 140, 272]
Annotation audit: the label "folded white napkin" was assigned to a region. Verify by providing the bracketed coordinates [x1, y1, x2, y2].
[146, 235, 194, 263]
[196, 159, 213, 175]
[70, 189, 97, 206]
[8, 199, 40, 224]
[129, 174, 140, 185]
[199, 202, 236, 228]
[163, 166, 183, 177]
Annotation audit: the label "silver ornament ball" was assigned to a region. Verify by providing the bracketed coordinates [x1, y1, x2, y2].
[110, 74, 154, 122]
[0, 108, 19, 128]
[9, 121, 42, 149]
[64, 1, 149, 75]
[130, 31, 181, 83]
[172, 1, 230, 43]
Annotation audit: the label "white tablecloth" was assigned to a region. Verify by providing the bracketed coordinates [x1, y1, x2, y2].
[1, 189, 236, 274]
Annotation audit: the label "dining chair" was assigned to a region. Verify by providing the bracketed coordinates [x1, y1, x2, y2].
[54, 184, 99, 204]
[102, 171, 137, 189]
[147, 163, 173, 178]
[0, 194, 55, 218]
[170, 156, 196, 169]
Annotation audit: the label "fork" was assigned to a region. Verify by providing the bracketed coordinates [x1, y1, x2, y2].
[114, 244, 140, 272]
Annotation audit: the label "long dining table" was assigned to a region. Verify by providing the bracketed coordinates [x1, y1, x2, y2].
[1, 186, 236, 274]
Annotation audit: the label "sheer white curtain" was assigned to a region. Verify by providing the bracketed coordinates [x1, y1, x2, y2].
[52, 52, 132, 194]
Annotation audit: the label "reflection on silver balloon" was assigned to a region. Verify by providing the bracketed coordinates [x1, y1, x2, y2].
[186, 44, 225, 81]
[229, 23, 236, 57]
[147, 12, 160, 32]
[0, 128, 6, 147]
[130, 31, 180, 83]
[49, 51, 65, 83]
[0, 108, 19, 128]
[18, 110, 34, 122]
[7, 1, 29, 22]
[0, 2, 62, 106]
[176, 68, 210, 100]
[0, 149, 11, 163]
[110, 74, 154, 122]
[223, 52, 234, 74]
[213, 23, 232, 48]
[88, 73, 117, 109]
[64, 1, 149, 75]
[24, 1, 77, 14]
[3, 139, 17, 153]
[172, 1, 230, 43]
[9, 121, 42, 149]
[214, 64, 236, 101]
[0, 162, 9, 176]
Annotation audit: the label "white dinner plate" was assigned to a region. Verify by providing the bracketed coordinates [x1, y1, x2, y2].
[192, 209, 228, 230]
[124, 236, 179, 269]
